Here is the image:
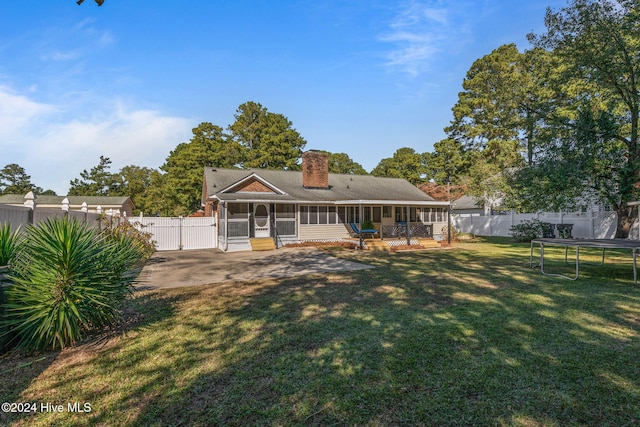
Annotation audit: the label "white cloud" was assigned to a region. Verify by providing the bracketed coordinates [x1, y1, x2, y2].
[40, 51, 81, 61]
[380, 0, 471, 77]
[0, 86, 192, 195]
[0, 85, 56, 136]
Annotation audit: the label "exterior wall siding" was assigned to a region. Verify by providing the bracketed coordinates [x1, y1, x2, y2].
[299, 224, 350, 241]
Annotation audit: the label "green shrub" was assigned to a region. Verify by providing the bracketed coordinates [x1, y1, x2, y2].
[101, 218, 155, 262]
[361, 220, 376, 231]
[2, 217, 144, 351]
[509, 219, 553, 242]
[440, 224, 460, 240]
[0, 222, 22, 267]
[0, 223, 22, 352]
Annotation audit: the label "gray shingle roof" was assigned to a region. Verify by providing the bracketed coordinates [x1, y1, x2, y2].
[452, 195, 483, 210]
[204, 168, 441, 204]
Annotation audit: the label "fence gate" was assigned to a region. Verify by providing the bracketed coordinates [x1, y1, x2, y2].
[135, 216, 217, 251]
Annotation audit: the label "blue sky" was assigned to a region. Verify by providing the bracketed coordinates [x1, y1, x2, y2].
[1, 0, 566, 195]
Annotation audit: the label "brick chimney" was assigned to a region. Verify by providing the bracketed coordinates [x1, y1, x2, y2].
[302, 150, 329, 189]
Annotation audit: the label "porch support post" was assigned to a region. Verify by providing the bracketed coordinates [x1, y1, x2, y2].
[223, 202, 228, 252]
[406, 204, 411, 245]
[359, 203, 363, 249]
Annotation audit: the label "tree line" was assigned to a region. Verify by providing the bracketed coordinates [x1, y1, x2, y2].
[5, 1, 640, 235]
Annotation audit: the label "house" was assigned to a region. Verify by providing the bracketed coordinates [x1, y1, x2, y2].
[202, 150, 450, 252]
[0, 194, 135, 217]
[451, 195, 485, 217]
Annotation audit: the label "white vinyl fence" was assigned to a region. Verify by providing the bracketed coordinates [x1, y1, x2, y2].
[0, 204, 101, 230]
[134, 216, 217, 251]
[452, 211, 621, 239]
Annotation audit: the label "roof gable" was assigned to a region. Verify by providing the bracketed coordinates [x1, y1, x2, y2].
[220, 173, 286, 195]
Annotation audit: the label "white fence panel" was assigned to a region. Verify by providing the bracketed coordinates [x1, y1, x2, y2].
[136, 216, 217, 251]
[0, 205, 101, 230]
[0, 205, 31, 230]
[453, 211, 620, 239]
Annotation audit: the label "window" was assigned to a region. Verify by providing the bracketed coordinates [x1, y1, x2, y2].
[395, 207, 407, 222]
[301, 205, 337, 225]
[383, 206, 392, 218]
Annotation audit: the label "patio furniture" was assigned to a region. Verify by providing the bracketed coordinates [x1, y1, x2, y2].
[556, 224, 573, 239]
[349, 223, 379, 239]
[541, 222, 555, 238]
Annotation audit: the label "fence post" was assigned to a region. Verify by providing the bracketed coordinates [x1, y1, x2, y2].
[81, 202, 88, 223]
[490, 214, 493, 237]
[23, 191, 36, 224]
[61, 197, 70, 217]
[179, 216, 184, 250]
[97, 206, 103, 231]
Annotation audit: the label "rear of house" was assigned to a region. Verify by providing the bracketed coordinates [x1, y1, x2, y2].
[202, 151, 450, 252]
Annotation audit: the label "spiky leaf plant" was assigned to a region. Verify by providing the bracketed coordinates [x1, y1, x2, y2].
[3, 217, 142, 350]
[0, 222, 22, 267]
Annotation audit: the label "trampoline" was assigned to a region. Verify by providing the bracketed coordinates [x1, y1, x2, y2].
[530, 238, 640, 285]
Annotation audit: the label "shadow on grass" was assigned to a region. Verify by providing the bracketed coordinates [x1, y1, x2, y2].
[0, 289, 184, 426]
[4, 241, 640, 426]
[133, 244, 640, 425]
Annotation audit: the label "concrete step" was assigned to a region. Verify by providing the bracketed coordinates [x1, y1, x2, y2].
[250, 238, 276, 251]
[417, 238, 440, 248]
[365, 240, 391, 252]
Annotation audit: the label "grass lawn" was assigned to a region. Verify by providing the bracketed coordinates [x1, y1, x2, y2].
[1, 238, 639, 426]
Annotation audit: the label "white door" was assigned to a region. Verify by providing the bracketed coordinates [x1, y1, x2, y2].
[254, 204, 270, 238]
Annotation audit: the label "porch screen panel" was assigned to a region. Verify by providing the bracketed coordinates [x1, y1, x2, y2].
[363, 207, 372, 222]
[338, 207, 346, 224]
[276, 204, 296, 236]
[328, 206, 337, 224]
[228, 203, 249, 219]
[309, 206, 318, 224]
[228, 203, 249, 238]
[410, 207, 418, 222]
[373, 207, 382, 223]
[318, 206, 328, 224]
[300, 206, 309, 225]
[228, 221, 249, 238]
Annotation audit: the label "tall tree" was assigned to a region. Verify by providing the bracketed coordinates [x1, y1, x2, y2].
[110, 165, 157, 215]
[444, 44, 559, 201]
[229, 101, 306, 170]
[324, 152, 368, 175]
[524, 0, 640, 237]
[68, 156, 114, 196]
[159, 122, 240, 215]
[426, 138, 468, 184]
[0, 164, 45, 195]
[371, 147, 428, 185]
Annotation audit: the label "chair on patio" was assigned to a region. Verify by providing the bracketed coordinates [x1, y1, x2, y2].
[349, 222, 379, 239]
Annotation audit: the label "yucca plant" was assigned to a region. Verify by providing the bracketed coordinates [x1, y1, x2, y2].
[3, 217, 143, 350]
[0, 222, 22, 267]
